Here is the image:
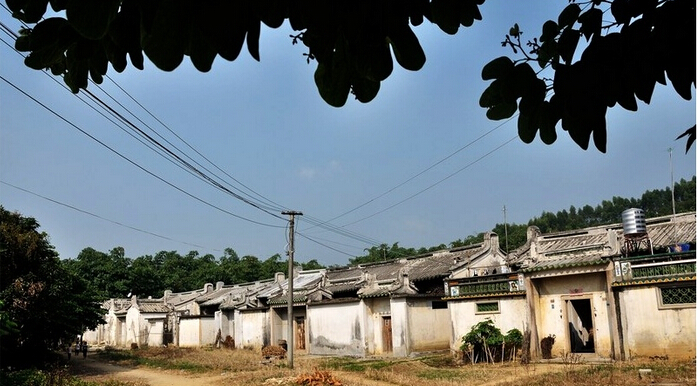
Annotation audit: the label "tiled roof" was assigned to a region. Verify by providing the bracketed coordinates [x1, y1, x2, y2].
[512, 212, 696, 272]
[256, 270, 324, 299]
[137, 300, 170, 313]
[522, 256, 609, 272]
[641, 213, 696, 247]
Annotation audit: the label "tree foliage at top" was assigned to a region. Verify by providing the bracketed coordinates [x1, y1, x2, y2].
[0, 207, 103, 368]
[6, 0, 694, 152]
[480, 0, 695, 152]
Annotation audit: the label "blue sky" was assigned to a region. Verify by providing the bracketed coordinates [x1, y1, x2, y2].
[1, 1, 694, 267]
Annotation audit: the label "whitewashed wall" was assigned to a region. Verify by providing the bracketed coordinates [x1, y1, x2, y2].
[236, 309, 269, 348]
[363, 297, 391, 355]
[449, 296, 526, 352]
[618, 286, 696, 359]
[178, 317, 200, 347]
[406, 299, 451, 353]
[307, 301, 365, 356]
[200, 316, 216, 346]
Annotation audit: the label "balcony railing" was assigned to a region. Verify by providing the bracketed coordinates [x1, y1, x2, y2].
[446, 273, 524, 297]
[612, 251, 695, 284]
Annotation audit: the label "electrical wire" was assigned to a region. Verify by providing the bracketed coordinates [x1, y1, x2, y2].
[1, 180, 219, 251]
[0, 74, 285, 229]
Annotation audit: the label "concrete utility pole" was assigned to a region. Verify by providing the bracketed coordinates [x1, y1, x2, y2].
[282, 210, 302, 369]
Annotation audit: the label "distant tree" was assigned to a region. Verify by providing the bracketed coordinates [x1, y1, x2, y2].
[300, 259, 325, 270]
[0, 207, 103, 368]
[63, 246, 130, 298]
[450, 233, 485, 248]
[259, 253, 287, 278]
[128, 255, 161, 298]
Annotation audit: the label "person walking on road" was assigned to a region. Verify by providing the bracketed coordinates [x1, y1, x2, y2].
[81, 341, 88, 358]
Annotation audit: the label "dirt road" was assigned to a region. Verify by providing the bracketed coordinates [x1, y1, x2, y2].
[66, 354, 228, 386]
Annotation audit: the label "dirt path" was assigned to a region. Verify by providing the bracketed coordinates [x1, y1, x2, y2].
[66, 354, 228, 386]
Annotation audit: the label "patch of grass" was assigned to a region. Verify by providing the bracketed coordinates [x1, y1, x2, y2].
[417, 368, 463, 380]
[0, 367, 141, 386]
[318, 357, 394, 372]
[418, 354, 458, 368]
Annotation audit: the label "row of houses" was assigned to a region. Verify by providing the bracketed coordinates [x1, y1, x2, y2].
[85, 211, 696, 360]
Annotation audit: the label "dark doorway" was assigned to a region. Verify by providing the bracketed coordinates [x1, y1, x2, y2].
[566, 299, 595, 353]
[382, 316, 393, 352]
[295, 317, 305, 350]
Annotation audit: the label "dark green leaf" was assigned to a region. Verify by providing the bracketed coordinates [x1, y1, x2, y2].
[540, 20, 559, 43]
[486, 100, 517, 120]
[66, 0, 120, 40]
[675, 125, 696, 154]
[479, 81, 503, 108]
[557, 28, 580, 64]
[558, 3, 581, 29]
[610, 0, 631, 25]
[579, 8, 602, 40]
[481, 56, 513, 81]
[388, 22, 425, 71]
[538, 101, 558, 145]
[517, 113, 537, 143]
[351, 76, 380, 103]
[430, 0, 460, 35]
[141, 1, 189, 72]
[246, 16, 261, 61]
[537, 40, 557, 68]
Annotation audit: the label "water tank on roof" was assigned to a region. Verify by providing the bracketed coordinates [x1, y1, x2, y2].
[622, 208, 647, 236]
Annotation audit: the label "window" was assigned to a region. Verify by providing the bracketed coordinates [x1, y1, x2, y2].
[431, 301, 447, 309]
[475, 301, 500, 314]
[657, 285, 696, 309]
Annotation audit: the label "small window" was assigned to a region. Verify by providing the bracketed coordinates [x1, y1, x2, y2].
[431, 301, 448, 309]
[475, 301, 500, 314]
[657, 285, 696, 309]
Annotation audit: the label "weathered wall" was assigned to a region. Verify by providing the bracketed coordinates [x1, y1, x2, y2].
[449, 296, 526, 352]
[307, 301, 365, 356]
[390, 298, 409, 357]
[406, 298, 451, 353]
[236, 309, 269, 348]
[534, 272, 613, 358]
[141, 319, 165, 347]
[178, 317, 200, 347]
[200, 316, 216, 346]
[363, 297, 391, 355]
[618, 286, 696, 359]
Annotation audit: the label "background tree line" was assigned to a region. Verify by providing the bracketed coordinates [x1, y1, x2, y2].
[62, 247, 325, 300]
[352, 176, 696, 264]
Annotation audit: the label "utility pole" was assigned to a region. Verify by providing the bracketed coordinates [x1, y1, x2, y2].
[668, 148, 677, 244]
[282, 210, 302, 369]
[503, 205, 509, 254]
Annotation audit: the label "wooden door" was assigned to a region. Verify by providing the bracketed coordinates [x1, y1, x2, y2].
[382, 316, 392, 352]
[295, 317, 306, 350]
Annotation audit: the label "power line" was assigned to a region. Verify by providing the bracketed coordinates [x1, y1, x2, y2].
[1, 180, 218, 252]
[309, 115, 517, 230]
[0, 74, 285, 229]
[340, 135, 520, 227]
